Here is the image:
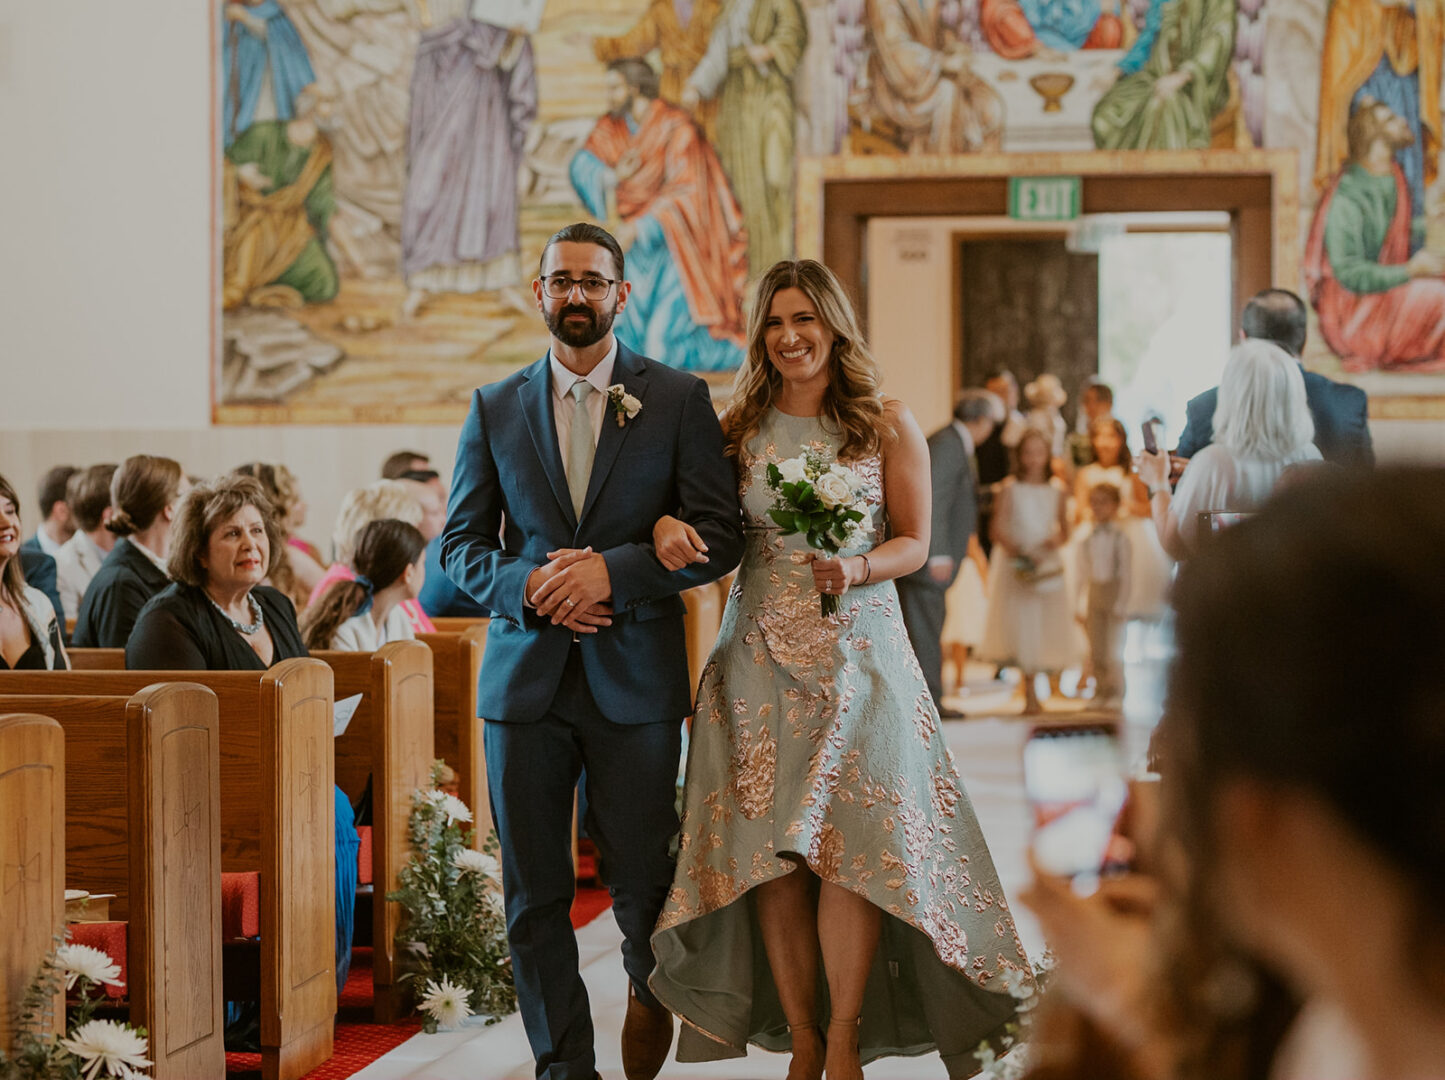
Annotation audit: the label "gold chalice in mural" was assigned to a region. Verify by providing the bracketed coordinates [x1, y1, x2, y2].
[1029, 72, 1075, 113]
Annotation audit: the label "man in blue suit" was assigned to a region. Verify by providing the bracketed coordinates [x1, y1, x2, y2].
[441, 222, 744, 1080]
[1175, 289, 1375, 468]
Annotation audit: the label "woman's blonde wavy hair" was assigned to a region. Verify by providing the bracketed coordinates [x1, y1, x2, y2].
[721, 260, 892, 463]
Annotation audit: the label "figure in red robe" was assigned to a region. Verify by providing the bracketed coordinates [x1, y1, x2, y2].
[569, 58, 747, 371]
[981, 0, 1123, 60]
[1306, 97, 1445, 373]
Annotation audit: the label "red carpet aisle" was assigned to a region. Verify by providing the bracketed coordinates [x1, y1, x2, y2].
[223, 889, 614, 1078]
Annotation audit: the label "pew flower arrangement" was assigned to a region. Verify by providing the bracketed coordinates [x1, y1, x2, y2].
[389, 762, 516, 1032]
[0, 936, 152, 1080]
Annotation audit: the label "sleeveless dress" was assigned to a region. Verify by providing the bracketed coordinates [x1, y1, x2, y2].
[650, 410, 1032, 1077]
[978, 479, 1077, 672]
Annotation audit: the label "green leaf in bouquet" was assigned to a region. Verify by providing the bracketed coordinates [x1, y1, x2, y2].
[793, 511, 812, 534]
[766, 463, 782, 487]
[769, 507, 796, 531]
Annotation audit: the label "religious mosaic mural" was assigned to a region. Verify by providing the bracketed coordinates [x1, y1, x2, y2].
[213, 0, 1445, 422]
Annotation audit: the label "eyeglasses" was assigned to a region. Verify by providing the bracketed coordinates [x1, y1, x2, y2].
[542, 274, 620, 301]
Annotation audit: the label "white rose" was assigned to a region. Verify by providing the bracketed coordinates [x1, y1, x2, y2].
[776, 457, 808, 485]
[815, 471, 853, 509]
[832, 464, 863, 491]
[621, 392, 642, 418]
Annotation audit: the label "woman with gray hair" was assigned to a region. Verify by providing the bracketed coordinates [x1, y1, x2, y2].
[1139, 339, 1321, 558]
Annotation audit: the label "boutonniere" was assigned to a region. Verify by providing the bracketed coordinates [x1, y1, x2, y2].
[606, 384, 642, 427]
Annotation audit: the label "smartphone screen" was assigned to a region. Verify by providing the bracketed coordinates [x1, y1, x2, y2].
[1023, 724, 1129, 879]
[1140, 419, 1160, 456]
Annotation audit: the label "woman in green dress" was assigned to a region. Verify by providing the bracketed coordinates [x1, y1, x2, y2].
[648, 259, 1032, 1080]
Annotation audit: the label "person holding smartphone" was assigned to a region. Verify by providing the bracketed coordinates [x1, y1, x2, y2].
[1138, 341, 1320, 560]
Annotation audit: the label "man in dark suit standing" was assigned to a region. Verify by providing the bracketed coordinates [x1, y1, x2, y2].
[897, 390, 999, 718]
[1175, 289, 1375, 467]
[442, 223, 744, 1080]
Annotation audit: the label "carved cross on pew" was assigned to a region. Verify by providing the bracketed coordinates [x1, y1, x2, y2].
[4, 816, 43, 925]
[296, 737, 320, 826]
[172, 771, 206, 869]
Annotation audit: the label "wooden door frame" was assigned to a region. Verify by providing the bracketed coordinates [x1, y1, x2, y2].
[795, 150, 1298, 337]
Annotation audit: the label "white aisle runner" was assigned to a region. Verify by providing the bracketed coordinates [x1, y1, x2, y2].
[355, 714, 1050, 1080]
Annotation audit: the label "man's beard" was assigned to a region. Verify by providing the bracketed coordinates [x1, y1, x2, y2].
[544, 302, 616, 348]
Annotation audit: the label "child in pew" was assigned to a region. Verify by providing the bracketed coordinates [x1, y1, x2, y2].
[301, 519, 426, 651]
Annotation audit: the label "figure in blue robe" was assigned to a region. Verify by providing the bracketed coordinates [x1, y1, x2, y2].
[222, 1, 318, 147]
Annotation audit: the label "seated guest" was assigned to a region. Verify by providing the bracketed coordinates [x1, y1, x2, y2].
[232, 462, 326, 609]
[125, 474, 358, 996]
[1139, 340, 1320, 559]
[18, 550, 65, 629]
[72, 455, 187, 647]
[310, 479, 435, 634]
[1022, 468, 1445, 1080]
[0, 473, 69, 669]
[54, 463, 118, 620]
[20, 464, 77, 558]
[398, 473, 446, 542]
[302, 519, 426, 651]
[381, 449, 430, 479]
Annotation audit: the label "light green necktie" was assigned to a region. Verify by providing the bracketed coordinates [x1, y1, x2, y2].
[567, 380, 596, 517]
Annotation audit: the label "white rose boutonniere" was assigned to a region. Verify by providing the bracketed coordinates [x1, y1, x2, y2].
[606, 384, 642, 427]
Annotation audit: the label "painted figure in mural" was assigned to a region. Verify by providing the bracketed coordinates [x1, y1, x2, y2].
[587, 0, 725, 142]
[1314, 0, 1443, 240]
[400, 2, 538, 321]
[1306, 98, 1445, 373]
[980, 0, 1123, 58]
[861, 0, 1004, 152]
[569, 60, 748, 372]
[222, 92, 339, 310]
[222, 1, 318, 148]
[683, 0, 807, 276]
[1089, 0, 1235, 149]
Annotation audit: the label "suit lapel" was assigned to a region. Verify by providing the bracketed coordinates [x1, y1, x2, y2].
[579, 344, 650, 527]
[517, 357, 579, 529]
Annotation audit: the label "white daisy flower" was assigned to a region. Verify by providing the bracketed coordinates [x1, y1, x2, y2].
[453, 848, 501, 880]
[433, 792, 472, 825]
[60, 1019, 152, 1080]
[56, 943, 125, 990]
[419, 976, 472, 1031]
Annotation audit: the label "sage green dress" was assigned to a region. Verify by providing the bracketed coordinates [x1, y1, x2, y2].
[650, 410, 1032, 1077]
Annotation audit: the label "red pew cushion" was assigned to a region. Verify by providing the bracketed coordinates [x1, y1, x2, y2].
[68, 921, 128, 1000]
[221, 872, 261, 940]
[356, 825, 372, 886]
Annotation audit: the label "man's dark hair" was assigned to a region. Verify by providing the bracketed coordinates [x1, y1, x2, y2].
[66, 464, 118, 533]
[382, 451, 428, 480]
[1241, 289, 1308, 358]
[954, 389, 1000, 426]
[608, 58, 660, 102]
[539, 222, 625, 281]
[397, 468, 441, 484]
[37, 465, 78, 520]
[1083, 378, 1114, 405]
[983, 368, 1017, 386]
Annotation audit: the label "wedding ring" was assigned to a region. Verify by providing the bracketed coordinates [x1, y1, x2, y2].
[567, 598, 577, 607]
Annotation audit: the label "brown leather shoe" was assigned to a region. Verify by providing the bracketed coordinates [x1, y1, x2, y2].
[620, 986, 673, 1080]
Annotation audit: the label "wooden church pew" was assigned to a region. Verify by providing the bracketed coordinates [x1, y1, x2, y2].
[66, 648, 126, 670]
[0, 685, 224, 1079]
[0, 661, 336, 1080]
[311, 641, 434, 1023]
[0, 714, 65, 1046]
[428, 616, 487, 635]
[417, 623, 490, 843]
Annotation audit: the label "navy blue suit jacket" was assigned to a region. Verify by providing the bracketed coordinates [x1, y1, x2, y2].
[18, 547, 66, 629]
[418, 534, 490, 619]
[441, 343, 744, 725]
[1176, 367, 1375, 468]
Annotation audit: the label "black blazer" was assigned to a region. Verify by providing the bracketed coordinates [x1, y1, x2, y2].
[72, 538, 171, 648]
[125, 583, 307, 670]
[904, 424, 978, 591]
[1175, 368, 1375, 468]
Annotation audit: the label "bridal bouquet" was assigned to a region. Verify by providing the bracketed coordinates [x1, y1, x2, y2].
[765, 447, 870, 616]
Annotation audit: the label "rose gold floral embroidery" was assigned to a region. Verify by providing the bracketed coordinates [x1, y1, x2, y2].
[809, 823, 846, 879]
[730, 712, 777, 820]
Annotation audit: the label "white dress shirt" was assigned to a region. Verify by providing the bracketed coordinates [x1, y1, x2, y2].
[130, 537, 171, 576]
[548, 340, 618, 489]
[55, 531, 108, 620]
[32, 527, 63, 558]
[1076, 522, 1132, 618]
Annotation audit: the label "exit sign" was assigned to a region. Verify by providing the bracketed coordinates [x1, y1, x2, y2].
[1008, 176, 1081, 221]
